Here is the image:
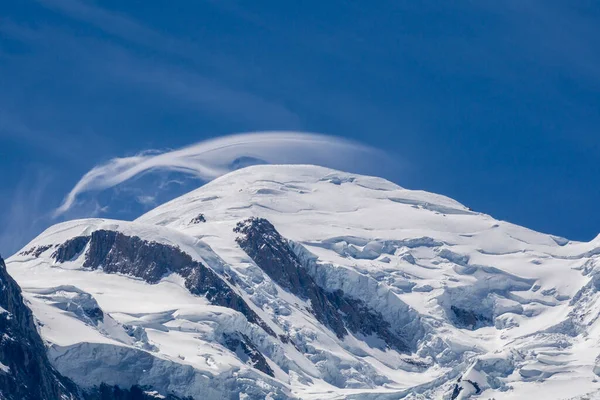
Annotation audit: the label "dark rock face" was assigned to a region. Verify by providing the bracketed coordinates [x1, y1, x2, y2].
[0, 256, 192, 400]
[53, 236, 91, 262]
[235, 218, 346, 338]
[82, 230, 275, 338]
[190, 214, 206, 224]
[450, 377, 481, 400]
[47, 230, 277, 377]
[0, 256, 80, 400]
[223, 333, 274, 377]
[234, 218, 410, 352]
[451, 382, 463, 400]
[20, 244, 54, 258]
[325, 290, 408, 351]
[84, 230, 171, 283]
[450, 305, 493, 330]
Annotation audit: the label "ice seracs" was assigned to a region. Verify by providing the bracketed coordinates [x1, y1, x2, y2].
[5, 164, 600, 399]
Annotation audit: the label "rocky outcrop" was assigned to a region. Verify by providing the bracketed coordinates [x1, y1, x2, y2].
[223, 333, 274, 377]
[235, 218, 345, 338]
[234, 218, 410, 352]
[190, 214, 206, 224]
[53, 236, 91, 262]
[19, 244, 54, 257]
[0, 255, 80, 399]
[450, 305, 493, 330]
[84, 230, 184, 284]
[1, 254, 193, 400]
[81, 230, 275, 338]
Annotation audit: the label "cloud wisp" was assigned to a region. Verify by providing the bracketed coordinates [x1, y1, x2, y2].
[55, 131, 390, 217]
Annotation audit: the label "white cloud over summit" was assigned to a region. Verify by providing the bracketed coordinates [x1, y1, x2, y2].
[55, 131, 388, 217]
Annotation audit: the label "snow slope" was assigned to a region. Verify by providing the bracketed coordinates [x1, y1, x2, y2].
[7, 164, 600, 399]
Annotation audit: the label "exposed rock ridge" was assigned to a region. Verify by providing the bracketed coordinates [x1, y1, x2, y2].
[53, 236, 91, 263]
[223, 333, 275, 377]
[1, 254, 192, 400]
[0, 255, 80, 400]
[81, 229, 276, 338]
[234, 217, 411, 352]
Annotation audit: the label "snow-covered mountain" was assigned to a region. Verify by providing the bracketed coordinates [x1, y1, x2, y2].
[5, 164, 600, 399]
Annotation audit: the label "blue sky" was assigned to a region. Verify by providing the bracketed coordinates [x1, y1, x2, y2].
[1, 0, 600, 255]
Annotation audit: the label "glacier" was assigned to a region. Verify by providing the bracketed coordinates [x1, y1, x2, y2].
[5, 164, 600, 399]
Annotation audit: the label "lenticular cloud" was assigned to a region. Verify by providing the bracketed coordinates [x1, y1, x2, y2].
[55, 131, 384, 217]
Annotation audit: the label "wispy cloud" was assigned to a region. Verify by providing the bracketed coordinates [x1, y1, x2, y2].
[99, 48, 301, 127]
[36, 0, 194, 55]
[33, 0, 253, 82]
[0, 2, 396, 255]
[0, 0, 302, 133]
[30, 0, 396, 134]
[0, 168, 55, 256]
[55, 131, 388, 216]
[0, 108, 113, 164]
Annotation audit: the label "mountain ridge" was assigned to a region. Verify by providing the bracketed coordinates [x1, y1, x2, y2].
[4, 164, 600, 399]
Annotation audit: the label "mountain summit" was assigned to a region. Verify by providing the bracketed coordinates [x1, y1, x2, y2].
[5, 165, 600, 399]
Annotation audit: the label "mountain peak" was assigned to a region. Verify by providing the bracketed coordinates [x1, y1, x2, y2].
[5, 166, 600, 399]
